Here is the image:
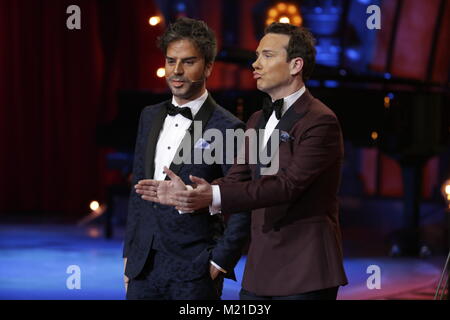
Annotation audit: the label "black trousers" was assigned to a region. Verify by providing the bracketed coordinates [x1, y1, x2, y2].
[239, 286, 339, 300]
[126, 250, 223, 300]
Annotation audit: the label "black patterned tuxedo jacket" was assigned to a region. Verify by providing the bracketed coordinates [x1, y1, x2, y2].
[123, 95, 250, 282]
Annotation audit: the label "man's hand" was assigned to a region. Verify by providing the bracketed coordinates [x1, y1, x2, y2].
[172, 175, 213, 212]
[136, 166, 186, 205]
[123, 258, 129, 292]
[210, 264, 222, 280]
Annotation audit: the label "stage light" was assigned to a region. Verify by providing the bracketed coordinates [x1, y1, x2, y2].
[90, 201, 100, 211]
[442, 179, 450, 204]
[268, 8, 277, 17]
[156, 67, 166, 78]
[277, 2, 287, 11]
[77, 201, 107, 226]
[288, 4, 297, 14]
[149, 16, 161, 26]
[346, 48, 360, 60]
[266, 2, 302, 26]
[371, 131, 378, 140]
[384, 96, 390, 108]
[293, 16, 302, 25]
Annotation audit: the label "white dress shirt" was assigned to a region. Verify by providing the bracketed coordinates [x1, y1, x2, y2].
[153, 90, 227, 273]
[153, 90, 208, 181]
[210, 86, 306, 213]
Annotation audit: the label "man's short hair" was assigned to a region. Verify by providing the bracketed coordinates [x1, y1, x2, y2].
[157, 17, 217, 65]
[265, 23, 316, 82]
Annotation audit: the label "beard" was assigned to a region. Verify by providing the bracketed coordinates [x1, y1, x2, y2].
[166, 76, 205, 100]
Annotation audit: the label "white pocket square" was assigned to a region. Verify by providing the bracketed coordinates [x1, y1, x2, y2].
[194, 138, 211, 150]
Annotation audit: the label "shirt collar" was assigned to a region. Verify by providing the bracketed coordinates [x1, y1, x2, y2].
[272, 86, 306, 117]
[171, 90, 209, 119]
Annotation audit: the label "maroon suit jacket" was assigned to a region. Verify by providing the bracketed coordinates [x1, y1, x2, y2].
[216, 89, 348, 296]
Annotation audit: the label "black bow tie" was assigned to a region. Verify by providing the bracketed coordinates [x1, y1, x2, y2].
[262, 98, 284, 121]
[166, 102, 193, 120]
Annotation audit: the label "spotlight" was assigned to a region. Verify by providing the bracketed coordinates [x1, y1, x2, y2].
[77, 201, 107, 226]
[384, 96, 390, 108]
[442, 179, 450, 206]
[149, 16, 161, 26]
[156, 67, 166, 78]
[371, 131, 378, 141]
[265, 2, 302, 26]
[90, 201, 100, 212]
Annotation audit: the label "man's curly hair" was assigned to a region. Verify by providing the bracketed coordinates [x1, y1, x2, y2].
[265, 23, 317, 82]
[157, 17, 217, 65]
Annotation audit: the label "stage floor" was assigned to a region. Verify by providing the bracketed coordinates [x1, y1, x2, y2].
[0, 224, 446, 300]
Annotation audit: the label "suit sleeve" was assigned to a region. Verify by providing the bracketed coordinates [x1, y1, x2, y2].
[219, 114, 343, 214]
[210, 119, 251, 276]
[122, 110, 146, 258]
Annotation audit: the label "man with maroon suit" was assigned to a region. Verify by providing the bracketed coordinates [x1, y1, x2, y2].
[138, 22, 348, 300]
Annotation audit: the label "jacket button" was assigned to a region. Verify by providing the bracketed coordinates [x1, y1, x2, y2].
[153, 204, 158, 209]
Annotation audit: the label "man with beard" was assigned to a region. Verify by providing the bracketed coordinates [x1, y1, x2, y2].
[123, 17, 250, 300]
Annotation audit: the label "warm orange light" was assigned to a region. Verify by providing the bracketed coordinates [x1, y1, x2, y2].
[266, 18, 275, 26]
[371, 132, 378, 140]
[440, 179, 450, 206]
[293, 16, 302, 26]
[149, 16, 161, 26]
[156, 67, 166, 78]
[268, 8, 278, 18]
[90, 201, 100, 211]
[267, 3, 302, 26]
[277, 2, 287, 11]
[384, 96, 390, 108]
[288, 4, 297, 14]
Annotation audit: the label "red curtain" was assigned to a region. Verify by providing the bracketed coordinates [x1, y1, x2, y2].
[0, 0, 165, 217]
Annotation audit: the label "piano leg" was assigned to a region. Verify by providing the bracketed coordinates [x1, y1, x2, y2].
[390, 159, 430, 257]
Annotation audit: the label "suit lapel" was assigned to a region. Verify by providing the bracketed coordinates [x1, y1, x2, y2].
[251, 113, 267, 180]
[166, 94, 216, 179]
[254, 89, 313, 179]
[145, 104, 168, 179]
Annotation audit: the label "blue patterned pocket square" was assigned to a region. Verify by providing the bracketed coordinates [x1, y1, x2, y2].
[194, 138, 211, 150]
[280, 130, 294, 142]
